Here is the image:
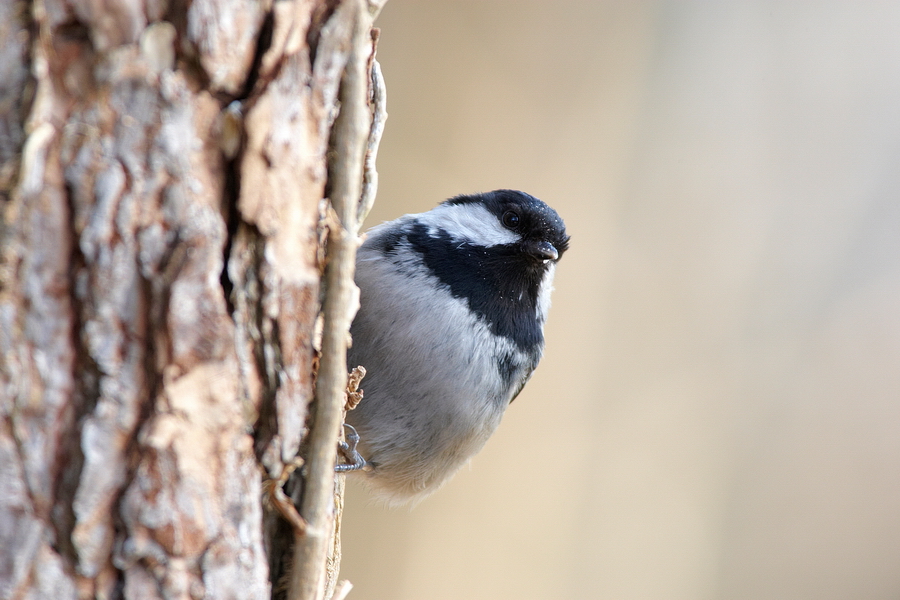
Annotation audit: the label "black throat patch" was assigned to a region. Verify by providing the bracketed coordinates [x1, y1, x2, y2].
[404, 222, 547, 355]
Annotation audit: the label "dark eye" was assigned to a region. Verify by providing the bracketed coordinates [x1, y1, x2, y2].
[501, 210, 520, 229]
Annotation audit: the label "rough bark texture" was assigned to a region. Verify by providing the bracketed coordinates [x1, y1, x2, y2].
[0, 0, 383, 598]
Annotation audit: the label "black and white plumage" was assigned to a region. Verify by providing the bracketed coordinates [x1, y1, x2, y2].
[344, 189, 569, 504]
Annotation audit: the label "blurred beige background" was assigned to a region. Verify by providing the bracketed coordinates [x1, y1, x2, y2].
[340, 2, 900, 599]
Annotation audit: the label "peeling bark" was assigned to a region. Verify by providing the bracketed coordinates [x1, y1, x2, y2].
[0, 0, 385, 598]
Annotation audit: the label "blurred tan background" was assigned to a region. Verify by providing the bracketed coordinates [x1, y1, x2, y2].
[340, 2, 900, 599]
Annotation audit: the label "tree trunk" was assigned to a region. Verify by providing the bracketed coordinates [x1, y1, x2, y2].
[0, 0, 384, 598]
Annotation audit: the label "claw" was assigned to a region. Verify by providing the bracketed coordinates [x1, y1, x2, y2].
[335, 423, 369, 472]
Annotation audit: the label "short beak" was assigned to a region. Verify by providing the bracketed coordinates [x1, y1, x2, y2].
[528, 240, 559, 262]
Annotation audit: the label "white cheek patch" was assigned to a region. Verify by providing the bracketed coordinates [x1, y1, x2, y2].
[536, 262, 556, 323]
[415, 203, 520, 247]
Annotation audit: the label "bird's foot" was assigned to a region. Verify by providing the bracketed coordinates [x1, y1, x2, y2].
[335, 423, 369, 472]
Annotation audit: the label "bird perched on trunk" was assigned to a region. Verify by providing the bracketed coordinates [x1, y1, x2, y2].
[341, 189, 569, 505]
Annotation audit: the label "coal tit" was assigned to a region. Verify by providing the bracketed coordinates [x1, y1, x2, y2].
[343, 190, 569, 504]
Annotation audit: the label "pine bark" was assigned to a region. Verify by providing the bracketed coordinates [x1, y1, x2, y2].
[0, 0, 383, 598]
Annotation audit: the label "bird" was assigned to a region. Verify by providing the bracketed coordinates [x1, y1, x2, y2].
[340, 189, 569, 505]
